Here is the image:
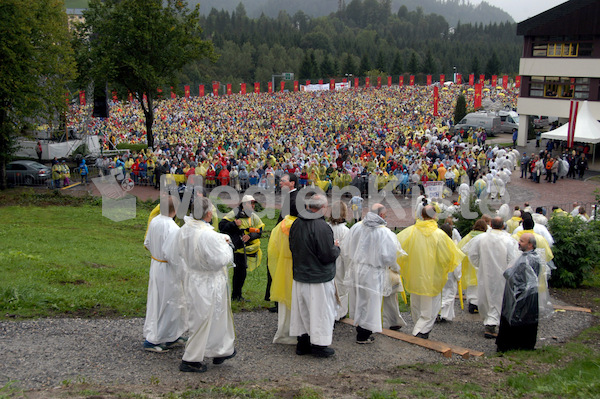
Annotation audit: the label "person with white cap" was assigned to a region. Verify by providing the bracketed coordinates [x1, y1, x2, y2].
[219, 194, 265, 301]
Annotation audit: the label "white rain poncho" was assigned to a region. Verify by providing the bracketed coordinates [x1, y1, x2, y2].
[329, 222, 350, 321]
[166, 216, 235, 362]
[341, 212, 407, 332]
[143, 214, 186, 345]
[501, 249, 553, 325]
[463, 229, 519, 326]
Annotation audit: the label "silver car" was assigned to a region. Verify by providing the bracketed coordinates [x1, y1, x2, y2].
[6, 160, 51, 186]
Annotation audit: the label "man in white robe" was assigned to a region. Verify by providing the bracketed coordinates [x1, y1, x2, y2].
[464, 216, 519, 339]
[342, 204, 407, 344]
[143, 200, 186, 352]
[167, 197, 236, 373]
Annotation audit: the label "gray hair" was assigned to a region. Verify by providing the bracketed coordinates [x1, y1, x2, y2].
[193, 197, 213, 220]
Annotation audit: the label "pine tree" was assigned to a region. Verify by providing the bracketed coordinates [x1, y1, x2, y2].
[359, 54, 371, 76]
[391, 52, 403, 75]
[454, 94, 467, 125]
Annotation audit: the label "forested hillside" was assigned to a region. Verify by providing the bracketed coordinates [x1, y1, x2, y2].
[180, 0, 520, 88]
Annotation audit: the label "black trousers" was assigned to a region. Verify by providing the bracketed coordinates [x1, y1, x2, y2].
[231, 252, 247, 300]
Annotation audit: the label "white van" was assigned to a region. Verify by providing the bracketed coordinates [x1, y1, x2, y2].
[453, 112, 501, 136]
[498, 111, 519, 134]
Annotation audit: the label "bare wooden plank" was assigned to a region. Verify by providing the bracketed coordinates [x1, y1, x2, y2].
[553, 305, 592, 313]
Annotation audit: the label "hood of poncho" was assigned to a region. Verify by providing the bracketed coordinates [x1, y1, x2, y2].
[414, 219, 439, 236]
[363, 211, 387, 228]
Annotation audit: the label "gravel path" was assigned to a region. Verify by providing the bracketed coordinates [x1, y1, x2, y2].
[0, 298, 594, 392]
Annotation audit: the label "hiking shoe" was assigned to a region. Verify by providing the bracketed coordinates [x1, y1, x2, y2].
[415, 332, 430, 339]
[213, 349, 237, 365]
[484, 325, 497, 339]
[389, 325, 402, 331]
[166, 337, 188, 348]
[436, 315, 447, 323]
[179, 361, 207, 373]
[143, 340, 169, 353]
[468, 303, 479, 314]
[356, 336, 376, 344]
[267, 305, 278, 313]
[310, 345, 335, 357]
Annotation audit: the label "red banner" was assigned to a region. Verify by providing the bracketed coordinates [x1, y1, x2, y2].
[365, 77, 370, 88]
[240, 83, 246, 95]
[254, 82, 260, 94]
[342, 78, 347, 83]
[79, 90, 86, 106]
[281, 81, 285, 92]
[294, 81, 299, 92]
[212, 83, 219, 97]
[426, 75, 432, 86]
[440, 74, 445, 86]
[567, 100, 579, 148]
[409, 75, 415, 86]
[268, 81, 272, 93]
[199, 85, 204, 97]
[183, 85, 189, 98]
[456, 74, 462, 85]
[479, 74, 485, 84]
[469, 74, 474, 86]
[128, 91, 133, 102]
[377, 76, 381, 88]
[491, 75, 497, 87]
[354, 77, 359, 88]
[433, 86, 439, 117]
[226, 84, 232, 95]
[112, 91, 118, 102]
[387, 76, 392, 87]
[306, 80, 310, 85]
[515, 76, 521, 88]
[318, 79, 323, 85]
[502, 75, 508, 90]
[474, 83, 482, 108]
[399, 76, 404, 86]
[171, 87, 176, 99]
[330, 79, 335, 90]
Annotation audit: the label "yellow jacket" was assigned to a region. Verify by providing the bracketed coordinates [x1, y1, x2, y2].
[267, 216, 297, 309]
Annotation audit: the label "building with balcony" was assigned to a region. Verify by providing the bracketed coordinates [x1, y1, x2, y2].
[515, 0, 600, 147]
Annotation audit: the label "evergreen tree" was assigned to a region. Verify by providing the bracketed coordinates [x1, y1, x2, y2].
[299, 51, 312, 80]
[408, 52, 419, 74]
[359, 53, 371, 76]
[471, 55, 480, 76]
[309, 52, 319, 78]
[391, 52, 403, 75]
[421, 49, 435, 74]
[485, 51, 501, 79]
[375, 51, 386, 72]
[320, 54, 335, 78]
[342, 53, 357, 76]
[454, 94, 467, 125]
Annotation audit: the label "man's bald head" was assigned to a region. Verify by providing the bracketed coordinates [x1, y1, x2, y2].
[491, 216, 504, 230]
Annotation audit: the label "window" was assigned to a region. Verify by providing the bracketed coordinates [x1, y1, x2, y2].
[531, 35, 593, 58]
[527, 76, 589, 99]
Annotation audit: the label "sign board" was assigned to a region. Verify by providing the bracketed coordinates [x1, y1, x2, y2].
[283, 72, 294, 81]
[424, 181, 444, 200]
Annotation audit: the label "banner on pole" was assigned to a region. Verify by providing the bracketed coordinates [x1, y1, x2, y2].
[567, 100, 579, 148]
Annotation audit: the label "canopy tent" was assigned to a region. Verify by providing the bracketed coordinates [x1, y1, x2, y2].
[541, 101, 600, 163]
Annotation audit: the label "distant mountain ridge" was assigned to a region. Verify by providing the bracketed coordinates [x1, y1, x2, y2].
[188, 0, 514, 26]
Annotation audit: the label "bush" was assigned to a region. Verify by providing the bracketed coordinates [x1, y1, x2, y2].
[453, 95, 467, 125]
[548, 215, 600, 288]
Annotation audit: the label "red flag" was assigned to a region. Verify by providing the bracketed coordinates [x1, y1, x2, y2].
[491, 75, 497, 87]
[456, 74, 462, 85]
[171, 87, 176, 99]
[212, 83, 219, 97]
[199, 85, 204, 97]
[426, 75, 432, 86]
[240, 83, 246, 95]
[433, 86, 439, 117]
[318, 79, 323, 85]
[440, 74, 445, 86]
[342, 78, 347, 83]
[365, 77, 370, 88]
[268, 81, 272, 93]
[226, 84, 232, 95]
[474, 83, 482, 108]
[254, 82, 260, 93]
[280, 81, 285, 92]
[515, 76, 521, 88]
[79, 90, 86, 106]
[112, 91, 118, 102]
[399, 76, 404, 87]
[184, 85, 190, 98]
[377, 76, 381, 88]
[502, 75, 508, 90]
[294, 81, 299, 92]
[409, 75, 415, 86]
[387, 76, 392, 87]
[479, 74, 485, 84]
[354, 77, 359, 88]
[469, 74, 474, 86]
[567, 100, 579, 148]
[330, 79, 335, 91]
[128, 91, 133, 102]
[306, 80, 310, 85]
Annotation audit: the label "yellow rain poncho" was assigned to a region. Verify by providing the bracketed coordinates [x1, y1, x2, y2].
[267, 216, 297, 309]
[396, 219, 465, 296]
[223, 210, 265, 271]
[457, 230, 485, 288]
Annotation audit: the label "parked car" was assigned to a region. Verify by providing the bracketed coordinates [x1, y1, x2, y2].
[498, 111, 519, 134]
[6, 160, 51, 186]
[452, 112, 501, 136]
[532, 115, 550, 129]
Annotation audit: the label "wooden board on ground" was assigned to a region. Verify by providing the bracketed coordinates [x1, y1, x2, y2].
[553, 305, 592, 313]
[341, 318, 453, 358]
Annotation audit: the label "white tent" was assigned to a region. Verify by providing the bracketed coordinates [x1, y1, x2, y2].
[541, 100, 600, 162]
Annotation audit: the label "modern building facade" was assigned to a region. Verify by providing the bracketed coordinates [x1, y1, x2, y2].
[516, 0, 600, 146]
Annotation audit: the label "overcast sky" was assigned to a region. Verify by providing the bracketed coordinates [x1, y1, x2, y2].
[472, 0, 568, 23]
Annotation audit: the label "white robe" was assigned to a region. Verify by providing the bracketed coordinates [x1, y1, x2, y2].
[329, 223, 350, 321]
[143, 215, 185, 344]
[341, 212, 407, 333]
[167, 217, 235, 363]
[464, 229, 519, 327]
